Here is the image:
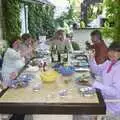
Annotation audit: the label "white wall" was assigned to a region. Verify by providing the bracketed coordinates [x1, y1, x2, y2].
[72, 29, 112, 50]
[72, 29, 93, 50]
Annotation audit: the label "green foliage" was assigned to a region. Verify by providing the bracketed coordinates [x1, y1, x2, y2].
[87, 3, 103, 22]
[101, 21, 113, 38]
[55, 0, 80, 32]
[2, 0, 21, 44]
[103, 0, 120, 41]
[55, 6, 74, 29]
[87, 5, 96, 21]
[71, 41, 80, 50]
[80, 20, 85, 28]
[28, 3, 55, 39]
[96, 3, 103, 15]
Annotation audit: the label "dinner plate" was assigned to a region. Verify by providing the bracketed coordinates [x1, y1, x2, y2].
[26, 66, 39, 72]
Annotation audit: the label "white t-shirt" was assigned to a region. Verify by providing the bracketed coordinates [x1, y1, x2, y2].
[1, 48, 25, 88]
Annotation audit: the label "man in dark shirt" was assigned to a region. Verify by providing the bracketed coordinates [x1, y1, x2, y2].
[86, 30, 108, 64]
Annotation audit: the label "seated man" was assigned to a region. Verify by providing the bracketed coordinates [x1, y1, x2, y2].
[47, 29, 73, 53]
[86, 30, 108, 64]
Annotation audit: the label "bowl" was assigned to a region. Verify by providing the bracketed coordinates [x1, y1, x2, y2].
[40, 70, 59, 83]
[58, 66, 75, 76]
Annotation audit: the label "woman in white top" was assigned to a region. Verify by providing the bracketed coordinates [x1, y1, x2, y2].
[1, 38, 25, 88]
[0, 38, 25, 120]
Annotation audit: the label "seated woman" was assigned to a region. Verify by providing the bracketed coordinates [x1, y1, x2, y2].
[21, 33, 35, 63]
[0, 38, 25, 120]
[89, 41, 120, 117]
[47, 29, 73, 53]
[9, 37, 22, 51]
[1, 38, 25, 88]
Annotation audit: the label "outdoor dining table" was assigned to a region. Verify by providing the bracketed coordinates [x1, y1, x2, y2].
[0, 55, 106, 115]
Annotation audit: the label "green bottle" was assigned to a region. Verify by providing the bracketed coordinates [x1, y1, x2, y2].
[60, 45, 68, 64]
[51, 45, 59, 63]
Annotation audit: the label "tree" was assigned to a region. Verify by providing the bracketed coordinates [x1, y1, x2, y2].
[55, 0, 80, 33]
[103, 0, 120, 41]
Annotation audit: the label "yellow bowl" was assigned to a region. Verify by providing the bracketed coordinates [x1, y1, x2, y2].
[40, 70, 59, 83]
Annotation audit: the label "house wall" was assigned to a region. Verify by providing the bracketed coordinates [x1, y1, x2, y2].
[72, 29, 93, 50]
[72, 28, 112, 50]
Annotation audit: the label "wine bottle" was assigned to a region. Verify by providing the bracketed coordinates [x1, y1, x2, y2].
[51, 45, 54, 62]
[60, 45, 68, 64]
[51, 45, 59, 63]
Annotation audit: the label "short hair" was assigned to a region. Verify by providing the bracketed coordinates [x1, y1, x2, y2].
[55, 30, 64, 35]
[91, 30, 102, 40]
[10, 36, 21, 48]
[55, 30, 65, 40]
[108, 41, 120, 52]
[21, 33, 32, 41]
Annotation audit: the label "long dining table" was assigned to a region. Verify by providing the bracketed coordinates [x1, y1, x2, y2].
[0, 74, 106, 115]
[0, 55, 106, 117]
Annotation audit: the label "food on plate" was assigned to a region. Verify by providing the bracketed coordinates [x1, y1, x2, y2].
[79, 87, 96, 97]
[75, 72, 91, 86]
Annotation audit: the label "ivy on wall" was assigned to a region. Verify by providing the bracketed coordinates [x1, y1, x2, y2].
[2, 0, 55, 43]
[28, 3, 55, 39]
[2, 0, 21, 44]
[2, 0, 55, 44]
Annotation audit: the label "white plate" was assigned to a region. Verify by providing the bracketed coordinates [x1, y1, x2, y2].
[26, 66, 39, 72]
[75, 68, 90, 72]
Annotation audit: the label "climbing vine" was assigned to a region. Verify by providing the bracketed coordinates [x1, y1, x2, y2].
[2, 0, 55, 43]
[2, 0, 21, 44]
[28, 3, 55, 39]
[102, 0, 120, 41]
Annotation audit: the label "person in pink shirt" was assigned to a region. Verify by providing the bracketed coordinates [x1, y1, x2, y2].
[89, 41, 120, 118]
[73, 42, 120, 120]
